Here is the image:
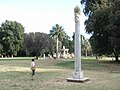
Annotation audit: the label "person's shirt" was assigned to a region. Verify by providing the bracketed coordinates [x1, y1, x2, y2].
[31, 61, 35, 67]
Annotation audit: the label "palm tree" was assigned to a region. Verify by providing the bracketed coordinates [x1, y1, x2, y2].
[50, 24, 64, 58]
[81, 35, 92, 57]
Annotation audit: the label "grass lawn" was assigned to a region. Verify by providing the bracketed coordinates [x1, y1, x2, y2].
[0, 57, 120, 90]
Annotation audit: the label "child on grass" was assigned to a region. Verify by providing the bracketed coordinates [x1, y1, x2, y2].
[31, 59, 36, 80]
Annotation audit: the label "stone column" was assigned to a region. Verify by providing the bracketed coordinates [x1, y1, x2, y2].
[74, 6, 81, 72]
[43, 54, 45, 58]
[67, 5, 89, 82]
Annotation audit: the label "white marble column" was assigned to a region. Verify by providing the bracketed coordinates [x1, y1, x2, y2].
[67, 5, 89, 82]
[75, 12, 81, 72]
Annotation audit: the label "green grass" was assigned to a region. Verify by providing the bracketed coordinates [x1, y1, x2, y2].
[0, 57, 34, 60]
[0, 57, 120, 90]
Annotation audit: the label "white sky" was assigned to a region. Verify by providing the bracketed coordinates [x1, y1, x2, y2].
[0, 0, 91, 39]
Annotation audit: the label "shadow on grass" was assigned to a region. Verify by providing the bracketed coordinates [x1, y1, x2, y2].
[56, 59, 120, 73]
[56, 61, 74, 69]
[98, 60, 120, 64]
[84, 60, 120, 73]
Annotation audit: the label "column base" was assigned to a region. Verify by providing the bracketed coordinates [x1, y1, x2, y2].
[67, 71, 89, 83]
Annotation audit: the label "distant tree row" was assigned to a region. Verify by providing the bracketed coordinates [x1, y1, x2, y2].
[0, 20, 91, 58]
[18, 32, 53, 57]
[21, 24, 74, 57]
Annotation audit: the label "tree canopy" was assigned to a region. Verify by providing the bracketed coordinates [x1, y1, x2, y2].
[22, 32, 52, 57]
[81, 0, 120, 61]
[0, 20, 24, 57]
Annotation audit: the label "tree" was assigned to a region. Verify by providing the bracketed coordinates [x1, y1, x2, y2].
[23, 33, 35, 56]
[0, 20, 24, 57]
[23, 32, 51, 57]
[50, 24, 64, 58]
[81, 35, 92, 57]
[34, 32, 50, 57]
[81, 0, 120, 61]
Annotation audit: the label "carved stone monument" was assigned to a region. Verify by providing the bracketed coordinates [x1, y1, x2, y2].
[67, 5, 89, 82]
[60, 46, 69, 58]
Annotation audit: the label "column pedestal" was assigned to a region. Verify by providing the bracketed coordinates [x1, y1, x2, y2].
[67, 71, 89, 82]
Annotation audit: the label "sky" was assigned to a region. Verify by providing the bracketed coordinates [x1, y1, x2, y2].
[0, 0, 91, 39]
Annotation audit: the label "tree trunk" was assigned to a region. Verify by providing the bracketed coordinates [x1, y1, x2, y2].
[115, 54, 119, 62]
[114, 52, 119, 62]
[85, 49, 87, 57]
[96, 54, 98, 60]
[56, 36, 59, 58]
